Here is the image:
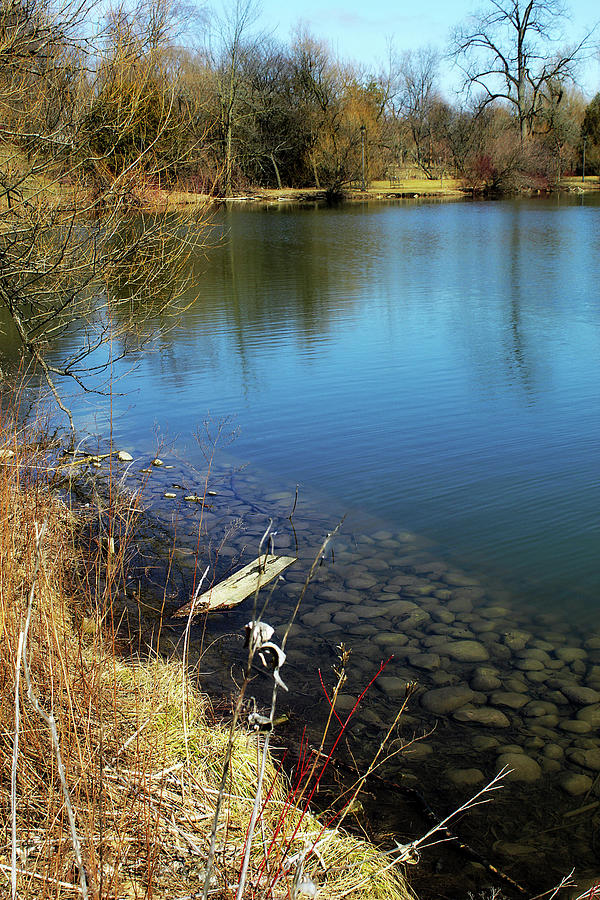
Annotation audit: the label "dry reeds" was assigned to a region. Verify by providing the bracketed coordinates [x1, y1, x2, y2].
[0, 407, 414, 900]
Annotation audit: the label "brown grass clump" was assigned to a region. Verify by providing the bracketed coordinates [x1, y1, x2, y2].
[0, 410, 414, 900]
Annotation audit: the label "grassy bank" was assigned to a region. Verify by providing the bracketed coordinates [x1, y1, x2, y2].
[157, 176, 464, 209]
[0, 408, 414, 900]
[141, 172, 600, 211]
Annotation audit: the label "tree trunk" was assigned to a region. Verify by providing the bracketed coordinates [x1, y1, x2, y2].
[310, 152, 320, 189]
[270, 154, 282, 190]
[225, 117, 233, 196]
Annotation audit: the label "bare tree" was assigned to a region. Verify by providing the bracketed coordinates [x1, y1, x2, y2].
[396, 47, 440, 176]
[0, 0, 205, 427]
[452, 0, 597, 142]
[204, 0, 263, 196]
[289, 28, 336, 189]
[538, 80, 582, 181]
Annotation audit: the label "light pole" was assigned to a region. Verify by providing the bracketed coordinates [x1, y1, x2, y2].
[360, 124, 366, 191]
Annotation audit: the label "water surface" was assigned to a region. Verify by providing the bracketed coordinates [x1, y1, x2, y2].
[68, 195, 600, 615]
[9, 195, 600, 895]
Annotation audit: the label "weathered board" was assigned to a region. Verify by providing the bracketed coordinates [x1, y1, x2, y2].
[172, 554, 297, 618]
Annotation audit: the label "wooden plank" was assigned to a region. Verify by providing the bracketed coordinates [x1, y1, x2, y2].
[172, 554, 297, 618]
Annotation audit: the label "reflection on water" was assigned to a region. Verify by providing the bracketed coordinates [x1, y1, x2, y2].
[3, 195, 600, 891]
[31, 195, 600, 612]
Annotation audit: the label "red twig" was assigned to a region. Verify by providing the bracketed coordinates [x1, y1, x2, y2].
[267, 656, 393, 893]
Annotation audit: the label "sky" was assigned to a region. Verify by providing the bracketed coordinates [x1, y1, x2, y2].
[255, 0, 600, 100]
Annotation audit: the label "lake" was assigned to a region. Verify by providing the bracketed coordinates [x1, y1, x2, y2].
[75, 195, 600, 611]
[20, 195, 600, 894]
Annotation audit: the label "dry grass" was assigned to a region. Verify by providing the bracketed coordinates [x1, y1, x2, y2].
[0, 405, 414, 900]
[559, 176, 600, 191]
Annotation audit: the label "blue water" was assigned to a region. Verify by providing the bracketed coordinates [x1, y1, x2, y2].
[50, 195, 600, 612]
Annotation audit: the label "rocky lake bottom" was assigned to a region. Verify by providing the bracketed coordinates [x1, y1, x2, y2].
[96, 445, 600, 899]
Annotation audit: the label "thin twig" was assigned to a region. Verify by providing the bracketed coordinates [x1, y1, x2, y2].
[11, 632, 25, 900]
[182, 564, 210, 790]
[238, 524, 345, 899]
[21, 520, 91, 900]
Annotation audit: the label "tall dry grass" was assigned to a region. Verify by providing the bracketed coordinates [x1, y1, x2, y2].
[0, 406, 414, 900]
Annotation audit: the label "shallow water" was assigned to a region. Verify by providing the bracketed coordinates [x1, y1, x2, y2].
[101, 445, 600, 897]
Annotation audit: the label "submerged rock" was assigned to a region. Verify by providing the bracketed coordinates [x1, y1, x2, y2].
[577, 704, 600, 727]
[374, 631, 410, 648]
[470, 667, 502, 692]
[421, 685, 475, 715]
[514, 657, 545, 671]
[482, 605, 511, 619]
[490, 691, 529, 710]
[559, 719, 592, 734]
[472, 735, 500, 751]
[496, 752, 542, 783]
[560, 773, 593, 796]
[437, 640, 489, 662]
[454, 707, 511, 727]
[543, 743, 564, 760]
[334, 694, 358, 712]
[559, 684, 600, 706]
[384, 599, 419, 616]
[579, 749, 600, 771]
[447, 768, 485, 787]
[404, 742, 434, 762]
[429, 670, 458, 686]
[523, 701, 559, 717]
[503, 630, 531, 651]
[377, 676, 410, 698]
[556, 647, 587, 663]
[503, 677, 529, 694]
[405, 651, 441, 671]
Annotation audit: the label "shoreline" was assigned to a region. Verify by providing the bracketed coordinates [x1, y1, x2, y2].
[4, 408, 599, 898]
[0, 417, 414, 900]
[10, 176, 599, 218]
[150, 177, 600, 210]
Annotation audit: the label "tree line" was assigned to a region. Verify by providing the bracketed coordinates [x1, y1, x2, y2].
[108, 0, 600, 196]
[1, 0, 599, 202]
[0, 0, 598, 419]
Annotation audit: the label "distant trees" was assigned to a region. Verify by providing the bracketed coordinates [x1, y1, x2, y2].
[538, 82, 582, 181]
[452, 0, 594, 143]
[582, 93, 600, 174]
[205, 0, 263, 196]
[159, 0, 597, 195]
[288, 30, 348, 191]
[192, 24, 389, 195]
[395, 47, 441, 177]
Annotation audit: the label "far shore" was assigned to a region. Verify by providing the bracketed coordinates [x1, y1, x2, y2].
[6, 173, 598, 217]
[153, 174, 600, 210]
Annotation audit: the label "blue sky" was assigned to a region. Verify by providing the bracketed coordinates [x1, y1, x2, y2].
[256, 0, 600, 99]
